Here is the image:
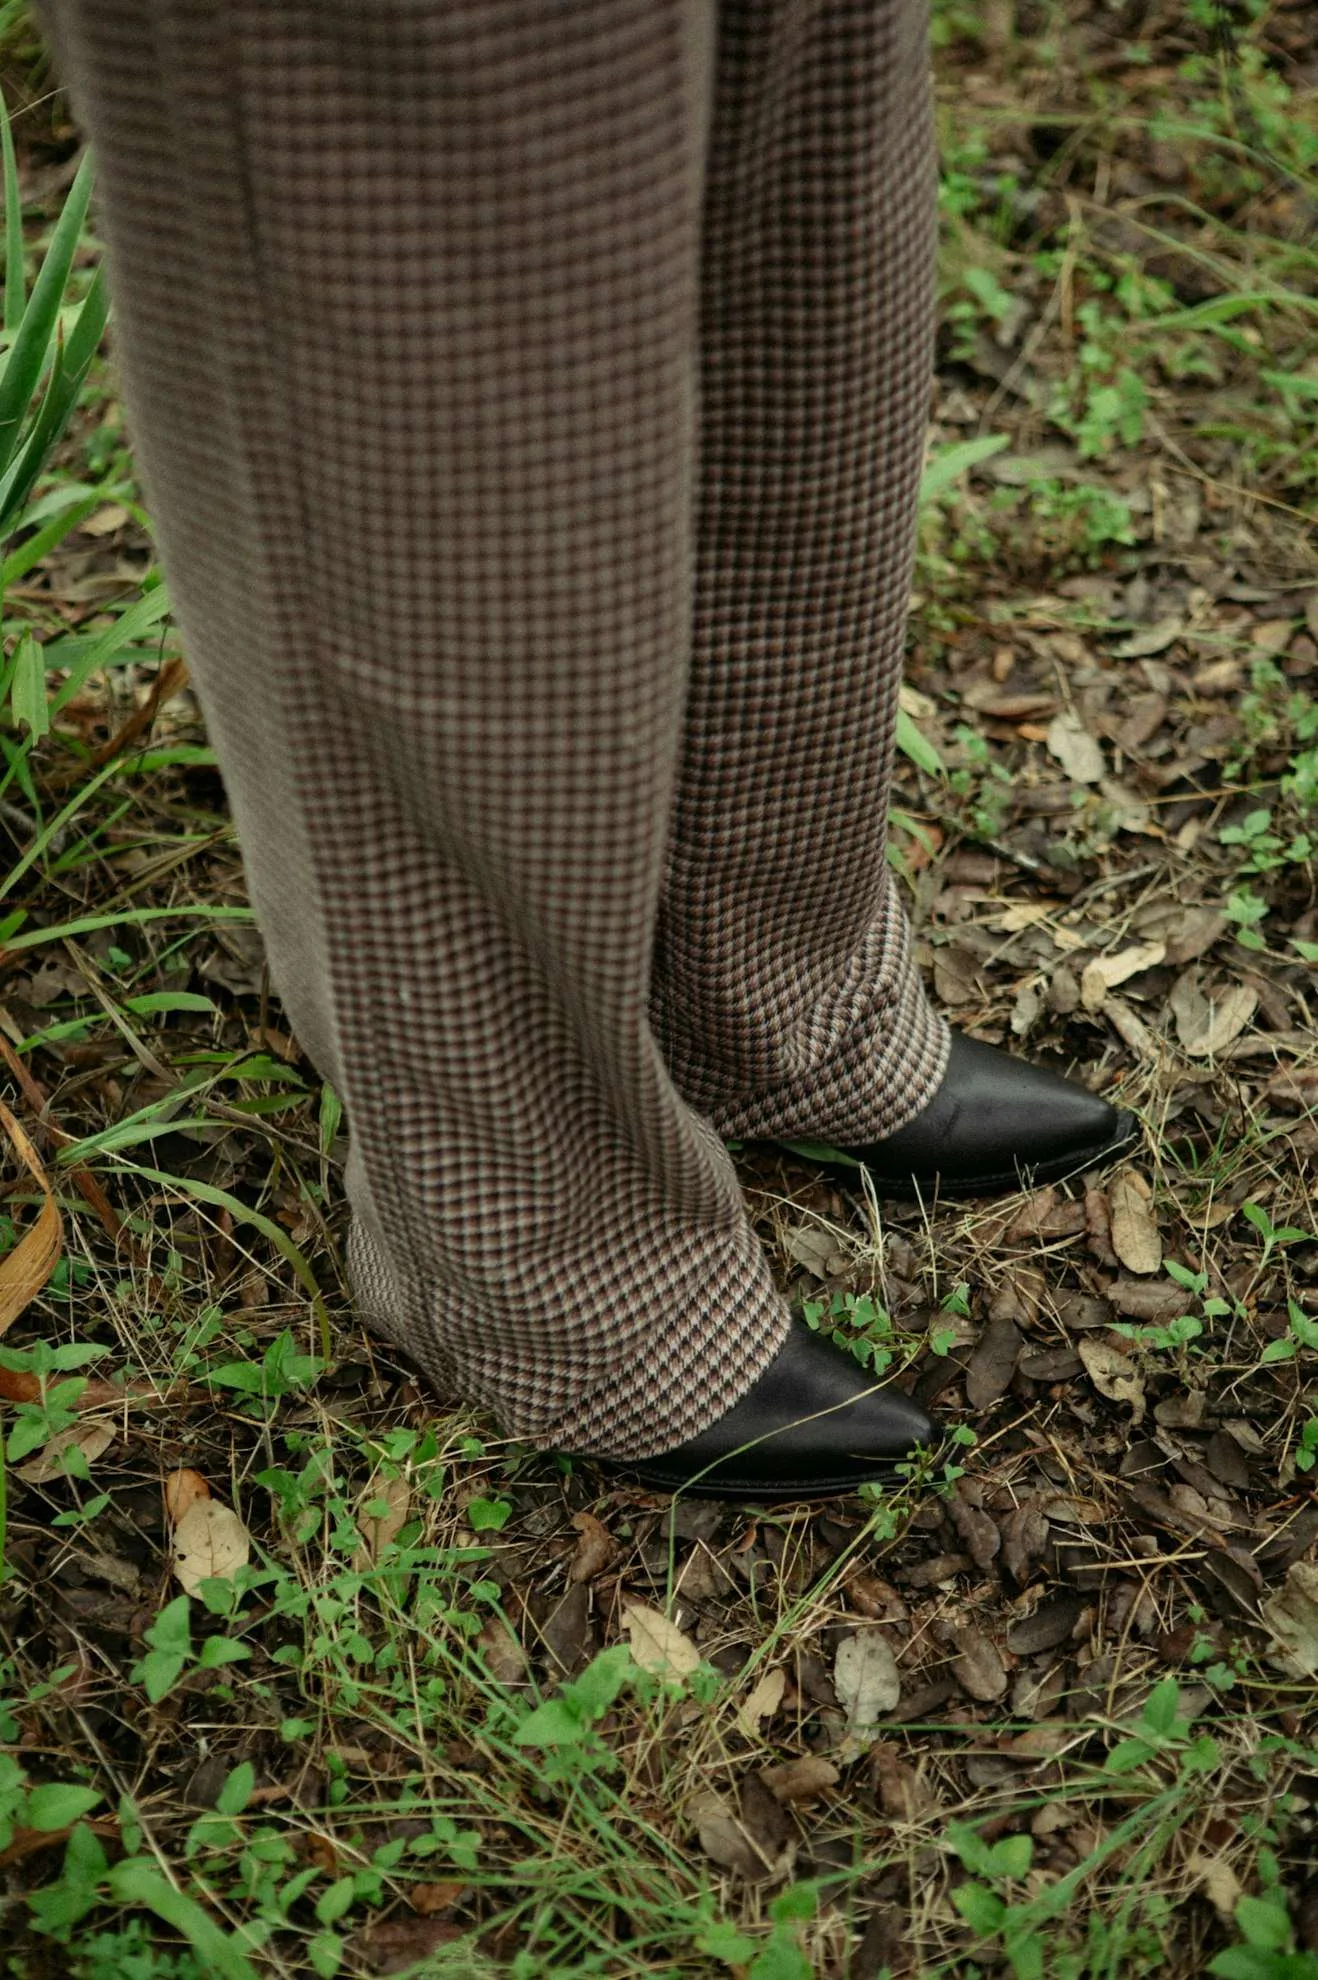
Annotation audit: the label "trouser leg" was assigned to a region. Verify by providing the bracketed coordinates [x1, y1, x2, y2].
[39, 0, 792, 1459]
[653, 0, 951, 1144]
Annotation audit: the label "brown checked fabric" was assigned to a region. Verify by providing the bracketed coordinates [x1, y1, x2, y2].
[39, 0, 949, 1460]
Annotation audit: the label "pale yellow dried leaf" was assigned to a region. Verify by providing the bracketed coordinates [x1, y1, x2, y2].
[352, 1471, 412, 1568]
[1046, 710, 1105, 784]
[622, 1601, 701, 1679]
[1080, 942, 1165, 1011]
[1261, 1561, 1318, 1678]
[1177, 982, 1257, 1057]
[1108, 1168, 1162, 1275]
[173, 1498, 251, 1594]
[736, 1666, 786, 1740]
[16, 1419, 114, 1485]
[833, 1630, 901, 1756]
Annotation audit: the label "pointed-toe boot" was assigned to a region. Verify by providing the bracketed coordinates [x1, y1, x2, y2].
[586, 1318, 934, 1501]
[801, 1030, 1137, 1198]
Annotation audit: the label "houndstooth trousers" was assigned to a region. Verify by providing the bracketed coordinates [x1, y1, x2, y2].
[41, 0, 950, 1458]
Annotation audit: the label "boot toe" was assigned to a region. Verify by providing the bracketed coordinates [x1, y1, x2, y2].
[834, 1030, 1137, 1196]
[597, 1317, 935, 1501]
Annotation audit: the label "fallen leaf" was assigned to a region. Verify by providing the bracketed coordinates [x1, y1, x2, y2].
[871, 1741, 937, 1820]
[736, 1667, 786, 1741]
[16, 1419, 115, 1485]
[1188, 1852, 1243, 1921]
[759, 1756, 839, 1806]
[1104, 995, 1158, 1060]
[948, 1488, 1001, 1570]
[408, 1880, 466, 1917]
[1162, 907, 1226, 966]
[1171, 977, 1257, 1057]
[1080, 942, 1165, 1011]
[1077, 1337, 1146, 1423]
[1251, 617, 1294, 657]
[1047, 710, 1105, 784]
[163, 1468, 212, 1526]
[352, 1914, 466, 1974]
[542, 1582, 594, 1676]
[80, 503, 130, 536]
[1115, 691, 1168, 751]
[687, 1789, 775, 1880]
[0, 1100, 63, 1337]
[172, 1497, 251, 1594]
[1005, 1721, 1075, 1760]
[1108, 1278, 1186, 1322]
[846, 1573, 908, 1622]
[833, 1630, 901, 1757]
[1006, 1592, 1088, 1656]
[782, 1222, 847, 1279]
[964, 1314, 1023, 1411]
[1113, 617, 1183, 658]
[1108, 1169, 1162, 1275]
[353, 1472, 412, 1568]
[1261, 1561, 1318, 1678]
[1000, 1501, 1051, 1586]
[568, 1511, 616, 1584]
[1265, 1064, 1318, 1112]
[622, 1601, 700, 1680]
[948, 1626, 1008, 1701]
[476, 1615, 528, 1686]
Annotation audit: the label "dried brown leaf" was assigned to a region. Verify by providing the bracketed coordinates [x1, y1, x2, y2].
[1077, 1337, 1146, 1423]
[965, 1314, 1023, 1410]
[16, 1419, 114, 1485]
[1047, 710, 1105, 783]
[568, 1511, 616, 1583]
[163, 1468, 212, 1526]
[834, 1630, 901, 1751]
[948, 1626, 1008, 1701]
[1080, 942, 1165, 1011]
[0, 1100, 63, 1336]
[353, 1472, 411, 1569]
[1108, 1168, 1162, 1275]
[759, 1756, 839, 1806]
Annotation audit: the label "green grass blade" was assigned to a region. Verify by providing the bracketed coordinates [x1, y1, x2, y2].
[0, 902, 254, 956]
[896, 705, 945, 778]
[0, 145, 94, 481]
[1, 95, 23, 335]
[109, 1158, 332, 1349]
[48, 581, 171, 715]
[0, 263, 110, 536]
[0, 489, 99, 587]
[919, 432, 1008, 507]
[9, 630, 47, 741]
[104, 1860, 260, 1980]
[0, 755, 120, 902]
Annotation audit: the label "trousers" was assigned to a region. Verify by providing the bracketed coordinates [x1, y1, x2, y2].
[40, 0, 949, 1459]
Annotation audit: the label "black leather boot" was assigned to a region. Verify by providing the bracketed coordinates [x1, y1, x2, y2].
[588, 1318, 934, 1501]
[792, 1031, 1137, 1198]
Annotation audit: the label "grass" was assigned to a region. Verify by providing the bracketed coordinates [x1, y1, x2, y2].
[0, 0, 1315, 1975]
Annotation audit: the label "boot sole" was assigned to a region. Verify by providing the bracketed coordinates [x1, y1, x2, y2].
[615, 1454, 916, 1502]
[784, 1111, 1140, 1202]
